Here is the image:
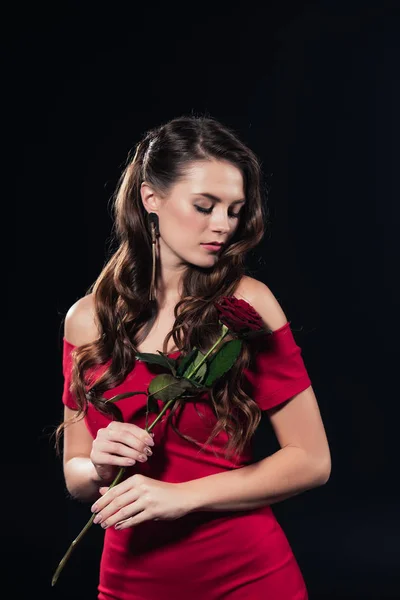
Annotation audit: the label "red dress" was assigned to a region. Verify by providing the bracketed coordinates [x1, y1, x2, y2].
[62, 321, 312, 599]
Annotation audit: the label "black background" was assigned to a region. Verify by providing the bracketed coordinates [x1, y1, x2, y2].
[5, 1, 400, 598]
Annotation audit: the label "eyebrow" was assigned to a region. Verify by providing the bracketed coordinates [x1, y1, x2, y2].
[192, 193, 246, 205]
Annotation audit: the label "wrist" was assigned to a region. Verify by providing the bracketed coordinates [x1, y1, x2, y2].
[176, 480, 204, 514]
[91, 462, 118, 485]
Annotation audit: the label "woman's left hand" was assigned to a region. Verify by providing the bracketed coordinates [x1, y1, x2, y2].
[90, 474, 193, 530]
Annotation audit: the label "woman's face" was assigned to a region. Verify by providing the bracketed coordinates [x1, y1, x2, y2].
[144, 159, 245, 269]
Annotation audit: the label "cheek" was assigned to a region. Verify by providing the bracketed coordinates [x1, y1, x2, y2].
[172, 208, 205, 233]
[160, 207, 205, 248]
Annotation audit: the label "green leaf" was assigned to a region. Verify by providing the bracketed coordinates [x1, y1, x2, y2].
[182, 349, 207, 383]
[204, 339, 242, 387]
[187, 379, 205, 389]
[136, 352, 177, 373]
[148, 374, 198, 403]
[106, 391, 147, 404]
[178, 382, 208, 399]
[146, 394, 159, 414]
[156, 351, 177, 375]
[176, 348, 198, 376]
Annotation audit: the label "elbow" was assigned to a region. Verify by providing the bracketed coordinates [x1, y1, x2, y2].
[65, 483, 80, 501]
[315, 456, 332, 486]
[64, 475, 85, 502]
[65, 480, 98, 503]
[64, 478, 81, 501]
[63, 457, 101, 503]
[288, 444, 332, 486]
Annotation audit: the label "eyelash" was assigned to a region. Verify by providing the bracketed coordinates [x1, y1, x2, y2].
[194, 206, 241, 219]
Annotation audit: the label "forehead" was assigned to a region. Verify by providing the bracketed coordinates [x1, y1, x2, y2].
[178, 160, 244, 197]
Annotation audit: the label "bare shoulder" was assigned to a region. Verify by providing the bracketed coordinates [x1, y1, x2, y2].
[234, 275, 288, 331]
[64, 293, 100, 346]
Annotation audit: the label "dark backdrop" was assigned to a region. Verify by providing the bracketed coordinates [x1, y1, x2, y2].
[5, 1, 400, 599]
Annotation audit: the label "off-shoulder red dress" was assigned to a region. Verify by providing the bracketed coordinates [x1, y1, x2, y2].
[61, 321, 312, 600]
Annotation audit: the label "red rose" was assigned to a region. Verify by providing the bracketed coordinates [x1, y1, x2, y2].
[214, 296, 265, 334]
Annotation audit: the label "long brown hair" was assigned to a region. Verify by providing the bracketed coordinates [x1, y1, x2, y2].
[56, 114, 269, 461]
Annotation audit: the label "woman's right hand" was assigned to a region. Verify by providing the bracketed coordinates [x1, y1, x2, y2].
[90, 422, 155, 483]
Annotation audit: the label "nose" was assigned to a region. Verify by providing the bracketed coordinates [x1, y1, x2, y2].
[210, 208, 231, 234]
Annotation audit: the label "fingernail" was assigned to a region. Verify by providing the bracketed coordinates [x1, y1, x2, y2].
[146, 437, 155, 446]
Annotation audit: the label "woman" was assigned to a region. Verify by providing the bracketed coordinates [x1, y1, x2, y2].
[57, 115, 331, 599]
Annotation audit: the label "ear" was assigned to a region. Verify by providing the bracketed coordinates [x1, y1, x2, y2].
[140, 181, 161, 215]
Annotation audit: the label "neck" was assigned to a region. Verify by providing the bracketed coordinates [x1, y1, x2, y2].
[154, 240, 187, 308]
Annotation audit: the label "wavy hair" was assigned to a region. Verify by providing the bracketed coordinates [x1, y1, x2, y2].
[55, 114, 269, 461]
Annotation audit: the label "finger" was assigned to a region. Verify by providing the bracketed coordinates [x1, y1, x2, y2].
[91, 476, 139, 513]
[114, 508, 154, 530]
[100, 437, 152, 464]
[107, 423, 154, 448]
[95, 449, 137, 468]
[95, 490, 142, 528]
[107, 435, 153, 461]
[125, 423, 155, 447]
[105, 440, 151, 463]
[99, 487, 109, 495]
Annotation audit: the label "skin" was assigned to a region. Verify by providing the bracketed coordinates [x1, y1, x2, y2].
[140, 158, 246, 306]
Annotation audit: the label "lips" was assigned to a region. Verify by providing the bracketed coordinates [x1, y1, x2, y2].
[201, 242, 224, 253]
[201, 242, 224, 247]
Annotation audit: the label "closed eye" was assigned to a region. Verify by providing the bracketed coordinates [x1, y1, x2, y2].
[194, 206, 241, 219]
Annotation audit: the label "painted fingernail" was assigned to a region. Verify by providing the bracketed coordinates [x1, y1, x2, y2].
[93, 514, 102, 524]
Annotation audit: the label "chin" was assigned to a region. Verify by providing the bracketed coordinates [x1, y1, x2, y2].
[183, 251, 219, 269]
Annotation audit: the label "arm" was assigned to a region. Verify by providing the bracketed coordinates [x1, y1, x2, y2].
[182, 385, 331, 513]
[61, 294, 155, 503]
[182, 277, 331, 513]
[61, 294, 113, 503]
[63, 407, 112, 503]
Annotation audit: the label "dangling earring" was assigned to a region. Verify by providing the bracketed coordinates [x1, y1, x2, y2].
[148, 212, 159, 301]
